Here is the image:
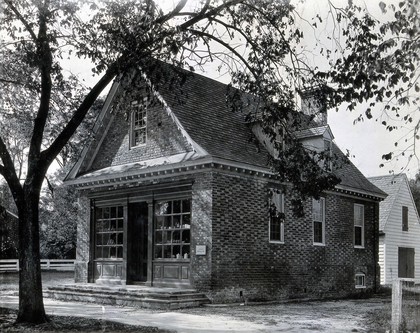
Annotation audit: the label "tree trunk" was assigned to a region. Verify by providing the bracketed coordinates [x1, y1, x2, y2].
[16, 188, 48, 324]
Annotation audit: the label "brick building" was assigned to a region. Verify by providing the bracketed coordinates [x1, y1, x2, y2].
[65, 65, 386, 302]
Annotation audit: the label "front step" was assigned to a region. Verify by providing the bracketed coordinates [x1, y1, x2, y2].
[45, 284, 210, 310]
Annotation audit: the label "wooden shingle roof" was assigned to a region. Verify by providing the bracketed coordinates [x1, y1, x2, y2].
[66, 63, 386, 200]
[155, 70, 269, 168]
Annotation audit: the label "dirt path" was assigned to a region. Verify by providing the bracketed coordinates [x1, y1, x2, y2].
[177, 298, 389, 332]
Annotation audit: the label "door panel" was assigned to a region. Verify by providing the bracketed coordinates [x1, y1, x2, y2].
[127, 202, 149, 282]
[398, 247, 415, 278]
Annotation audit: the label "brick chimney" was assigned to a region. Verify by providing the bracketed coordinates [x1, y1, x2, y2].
[300, 86, 329, 125]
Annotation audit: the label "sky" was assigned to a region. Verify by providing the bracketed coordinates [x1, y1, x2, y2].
[65, 0, 420, 180]
[294, 0, 419, 179]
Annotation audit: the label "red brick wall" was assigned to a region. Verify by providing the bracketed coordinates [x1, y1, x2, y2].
[74, 168, 379, 301]
[206, 170, 379, 302]
[90, 101, 192, 171]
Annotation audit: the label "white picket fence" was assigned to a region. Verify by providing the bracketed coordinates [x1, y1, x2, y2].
[0, 259, 75, 272]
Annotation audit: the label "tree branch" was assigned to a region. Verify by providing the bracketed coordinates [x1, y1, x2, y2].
[41, 62, 119, 166]
[4, 0, 37, 41]
[155, 0, 188, 25]
[0, 78, 25, 85]
[179, 0, 242, 30]
[188, 28, 256, 77]
[27, 2, 52, 175]
[0, 135, 23, 202]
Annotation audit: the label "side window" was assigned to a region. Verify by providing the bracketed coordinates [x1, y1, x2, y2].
[355, 273, 366, 288]
[402, 206, 408, 231]
[269, 190, 285, 243]
[354, 204, 364, 248]
[312, 197, 325, 245]
[130, 97, 148, 148]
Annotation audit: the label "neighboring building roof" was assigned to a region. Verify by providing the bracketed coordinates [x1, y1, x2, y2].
[368, 174, 417, 230]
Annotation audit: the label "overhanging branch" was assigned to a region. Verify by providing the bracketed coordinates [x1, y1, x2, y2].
[41, 62, 119, 166]
[0, 135, 23, 201]
[188, 29, 257, 77]
[4, 0, 37, 41]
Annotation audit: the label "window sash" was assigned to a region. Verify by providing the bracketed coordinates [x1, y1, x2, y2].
[402, 206, 408, 231]
[131, 100, 147, 147]
[354, 204, 364, 247]
[355, 274, 365, 288]
[312, 198, 325, 244]
[269, 191, 284, 242]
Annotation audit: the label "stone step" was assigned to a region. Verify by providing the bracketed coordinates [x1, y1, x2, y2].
[45, 285, 210, 310]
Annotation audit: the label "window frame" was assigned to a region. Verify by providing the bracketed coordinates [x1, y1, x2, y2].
[355, 273, 366, 289]
[130, 98, 148, 148]
[269, 190, 285, 244]
[312, 197, 325, 246]
[154, 199, 191, 261]
[354, 204, 365, 248]
[402, 206, 408, 231]
[94, 205, 124, 260]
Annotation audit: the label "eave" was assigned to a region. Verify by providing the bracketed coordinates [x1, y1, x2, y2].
[65, 155, 276, 190]
[334, 184, 387, 202]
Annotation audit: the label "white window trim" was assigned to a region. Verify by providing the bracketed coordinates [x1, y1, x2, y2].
[269, 190, 285, 244]
[354, 204, 365, 249]
[130, 99, 147, 148]
[312, 197, 325, 246]
[355, 273, 366, 289]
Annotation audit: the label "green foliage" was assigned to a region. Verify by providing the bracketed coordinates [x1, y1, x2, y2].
[39, 170, 77, 259]
[316, 0, 419, 170]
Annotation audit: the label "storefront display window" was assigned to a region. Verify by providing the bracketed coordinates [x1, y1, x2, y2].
[154, 199, 191, 260]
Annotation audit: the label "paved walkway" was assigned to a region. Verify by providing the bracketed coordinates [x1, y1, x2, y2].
[0, 295, 268, 333]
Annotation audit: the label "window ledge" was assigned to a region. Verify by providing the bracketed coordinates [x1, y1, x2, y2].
[354, 246, 365, 249]
[355, 285, 366, 289]
[313, 242, 325, 247]
[269, 240, 285, 244]
[130, 143, 147, 150]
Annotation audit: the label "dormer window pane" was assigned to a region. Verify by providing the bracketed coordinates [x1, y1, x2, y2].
[131, 98, 147, 147]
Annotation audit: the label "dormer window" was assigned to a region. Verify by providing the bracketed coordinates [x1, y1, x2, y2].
[130, 97, 148, 147]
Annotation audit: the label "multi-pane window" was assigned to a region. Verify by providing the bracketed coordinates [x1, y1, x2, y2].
[95, 206, 124, 259]
[154, 199, 191, 260]
[269, 190, 285, 243]
[130, 98, 147, 147]
[312, 198, 325, 245]
[402, 206, 408, 231]
[354, 204, 364, 247]
[355, 273, 366, 288]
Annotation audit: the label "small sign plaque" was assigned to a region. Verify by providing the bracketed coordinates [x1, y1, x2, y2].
[195, 245, 206, 256]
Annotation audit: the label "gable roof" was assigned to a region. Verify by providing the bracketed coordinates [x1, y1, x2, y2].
[368, 174, 419, 230]
[332, 145, 386, 200]
[65, 63, 386, 200]
[154, 70, 269, 168]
